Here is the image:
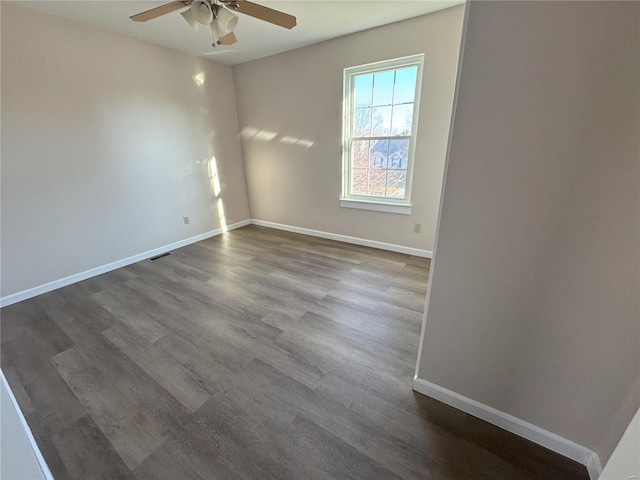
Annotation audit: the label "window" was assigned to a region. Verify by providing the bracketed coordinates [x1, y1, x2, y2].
[341, 55, 424, 215]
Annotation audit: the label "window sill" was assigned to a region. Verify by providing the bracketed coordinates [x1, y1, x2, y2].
[339, 198, 412, 215]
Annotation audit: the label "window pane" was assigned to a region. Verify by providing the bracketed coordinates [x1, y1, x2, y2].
[369, 140, 389, 169]
[351, 168, 368, 195]
[394, 66, 417, 104]
[391, 104, 413, 135]
[371, 106, 391, 136]
[344, 56, 422, 203]
[354, 74, 373, 107]
[352, 140, 369, 168]
[373, 70, 394, 106]
[353, 108, 371, 136]
[388, 139, 409, 169]
[368, 169, 386, 196]
[386, 170, 407, 198]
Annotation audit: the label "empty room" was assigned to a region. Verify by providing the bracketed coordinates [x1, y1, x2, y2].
[1, 1, 638, 480]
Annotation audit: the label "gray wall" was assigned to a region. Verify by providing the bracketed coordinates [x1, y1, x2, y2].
[1, 372, 47, 479]
[1, 3, 250, 298]
[232, 6, 465, 252]
[416, 1, 640, 465]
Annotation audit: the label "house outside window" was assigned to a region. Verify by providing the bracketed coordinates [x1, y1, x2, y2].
[341, 54, 424, 215]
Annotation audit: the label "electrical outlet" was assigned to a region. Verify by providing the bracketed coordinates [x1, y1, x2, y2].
[183, 216, 190, 225]
[414, 223, 421, 233]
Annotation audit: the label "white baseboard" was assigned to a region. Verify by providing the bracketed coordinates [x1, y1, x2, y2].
[0, 219, 251, 308]
[1, 369, 54, 480]
[586, 453, 604, 480]
[412, 377, 602, 480]
[250, 219, 432, 258]
[0, 218, 428, 307]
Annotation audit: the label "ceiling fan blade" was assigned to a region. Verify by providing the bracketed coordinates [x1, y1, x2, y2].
[233, 0, 296, 29]
[130, 1, 190, 22]
[219, 32, 238, 45]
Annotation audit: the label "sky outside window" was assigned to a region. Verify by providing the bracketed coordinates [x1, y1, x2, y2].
[350, 64, 418, 199]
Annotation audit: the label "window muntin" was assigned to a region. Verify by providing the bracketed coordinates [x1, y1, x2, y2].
[342, 55, 423, 207]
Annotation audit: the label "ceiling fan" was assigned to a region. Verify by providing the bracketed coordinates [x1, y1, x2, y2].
[130, 0, 296, 47]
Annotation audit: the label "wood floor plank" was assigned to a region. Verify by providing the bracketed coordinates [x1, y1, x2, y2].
[36, 291, 118, 343]
[145, 254, 214, 283]
[102, 323, 213, 411]
[2, 364, 35, 416]
[72, 268, 139, 296]
[51, 415, 136, 480]
[2, 335, 86, 436]
[92, 285, 173, 343]
[299, 310, 418, 367]
[21, 315, 75, 358]
[93, 282, 253, 372]
[309, 294, 377, 328]
[380, 285, 428, 313]
[0, 225, 589, 480]
[249, 266, 328, 303]
[289, 414, 403, 480]
[272, 316, 410, 387]
[153, 332, 241, 392]
[238, 280, 316, 320]
[314, 373, 527, 479]
[124, 274, 284, 344]
[132, 441, 206, 480]
[189, 391, 330, 480]
[168, 394, 279, 480]
[25, 411, 73, 480]
[1, 301, 37, 344]
[51, 345, 170, 469]
[267, 264, 340, 291]
[227, 356, 449, 479]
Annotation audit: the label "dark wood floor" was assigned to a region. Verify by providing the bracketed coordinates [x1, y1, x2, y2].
[1, 225, 587, 480]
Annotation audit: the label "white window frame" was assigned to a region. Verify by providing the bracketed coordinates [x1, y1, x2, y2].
[340, 54, 424, 215]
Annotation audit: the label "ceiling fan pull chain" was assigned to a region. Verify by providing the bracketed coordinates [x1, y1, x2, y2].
[210, 21, 220, 46]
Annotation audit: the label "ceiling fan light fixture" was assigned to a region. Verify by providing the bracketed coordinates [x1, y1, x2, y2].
[129, 0, 297, 48]
[180, 8, 199, 30]
[215, 6, 238, 37]
[190, 0, 214, 25]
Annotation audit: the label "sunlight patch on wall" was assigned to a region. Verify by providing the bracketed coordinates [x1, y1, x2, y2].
[279, 136, 298, 145]
[240, 127, 277, 142]
[208, 156, 222, 197]
[217, 198, 227, 232]
[279, 136, 314, 148]
[241, 127, 314, 148]
[193, 72, 206, 86]
[296, 139, 314, 148]
[207, 155, 226, 231]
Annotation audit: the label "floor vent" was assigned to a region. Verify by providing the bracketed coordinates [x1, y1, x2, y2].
[149, 252, 172, 261]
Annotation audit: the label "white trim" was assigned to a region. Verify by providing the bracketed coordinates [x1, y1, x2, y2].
[250, 219, 432, 258]
[586, 453, 603, 480]
[1, 369, 54, 480]
[0, 218, 429, 307]
[341, 54, 424, 206]
[412, 377, 602, 480]
[339, 198, 412, 215]
[0, 220, 251, 308]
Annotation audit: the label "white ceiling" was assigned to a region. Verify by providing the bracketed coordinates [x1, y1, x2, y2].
[14, 0, 464, 65]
